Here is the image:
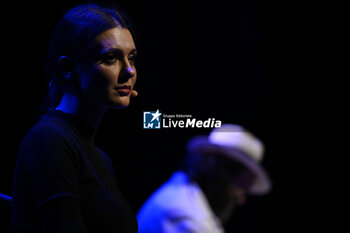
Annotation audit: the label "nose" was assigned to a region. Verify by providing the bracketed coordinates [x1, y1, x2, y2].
[126, 66, 135, 77]
[121, 63, 135, 79]
[118, 62, 135, 83]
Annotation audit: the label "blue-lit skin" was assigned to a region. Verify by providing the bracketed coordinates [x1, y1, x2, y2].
[56, 27, 137, 129]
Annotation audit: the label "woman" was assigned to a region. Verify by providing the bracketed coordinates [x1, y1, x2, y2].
[12, 4, 138, 233]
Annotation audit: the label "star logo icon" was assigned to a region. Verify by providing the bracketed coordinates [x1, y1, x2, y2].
[150, 109, 161, 122]
[143, 110, 162, 129]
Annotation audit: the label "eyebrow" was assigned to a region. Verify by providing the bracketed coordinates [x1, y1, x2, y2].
[100, 48, 137, 56]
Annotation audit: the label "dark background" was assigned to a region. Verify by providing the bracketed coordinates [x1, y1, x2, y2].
[0, 0, 287, 232]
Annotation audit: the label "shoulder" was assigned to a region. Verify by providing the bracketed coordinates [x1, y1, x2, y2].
[18, 116, 78, 165]
[138, 172, 201, 218]
[96, 147, 109, 159]
[20, 115, 77, 147]
[137, 172, 216, 232]
[95, 147, 113, 167]
[151, 172, 199, 207]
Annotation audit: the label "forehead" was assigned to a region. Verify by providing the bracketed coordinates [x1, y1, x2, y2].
[95, 27, 136, 52]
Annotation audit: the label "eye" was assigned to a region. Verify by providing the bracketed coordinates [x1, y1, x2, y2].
[102, 53, 118, 65]
[128, 55, 137, 66]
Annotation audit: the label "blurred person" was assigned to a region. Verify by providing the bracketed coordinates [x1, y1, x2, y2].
[11, 4, 139, 233]
[137, 124, 272, 233]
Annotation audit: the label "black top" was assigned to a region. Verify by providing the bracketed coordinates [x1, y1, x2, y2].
[11, 110, 138, 233]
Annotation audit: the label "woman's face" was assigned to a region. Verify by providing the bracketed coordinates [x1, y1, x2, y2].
[76, 27, 137, 109]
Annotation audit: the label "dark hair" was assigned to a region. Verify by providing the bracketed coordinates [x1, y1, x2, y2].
[43, 4, 134, 112]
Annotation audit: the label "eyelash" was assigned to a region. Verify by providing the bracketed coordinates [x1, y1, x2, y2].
[102, 54, 118, 65]
[128, 55, 137, 65]
[102, 54, 137, 66]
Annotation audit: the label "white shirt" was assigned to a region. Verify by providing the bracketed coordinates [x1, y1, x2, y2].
[137, 171, 225, 233]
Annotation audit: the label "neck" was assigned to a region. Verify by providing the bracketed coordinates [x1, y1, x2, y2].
[56, 92, 108, 129]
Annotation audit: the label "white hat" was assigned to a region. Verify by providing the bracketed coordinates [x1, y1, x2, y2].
[187, 124, 272, 195]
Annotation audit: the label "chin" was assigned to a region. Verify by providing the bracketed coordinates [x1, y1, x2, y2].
[111, 104, 129, 109]
[110, 100, 130, 109]
[103, 94, 131, 109]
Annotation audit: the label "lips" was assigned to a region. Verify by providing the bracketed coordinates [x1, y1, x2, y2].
[115, 85, 131, 96]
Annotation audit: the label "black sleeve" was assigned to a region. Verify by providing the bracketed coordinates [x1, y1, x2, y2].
[20, 127, 88, 233]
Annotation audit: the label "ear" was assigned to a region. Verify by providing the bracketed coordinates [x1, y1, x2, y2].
[57, 56, 75, 80]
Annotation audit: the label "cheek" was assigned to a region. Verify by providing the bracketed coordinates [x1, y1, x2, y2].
[78, 64, 119, 98]
[132, 69, 137, 84]
[95, 64, 121, 85]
